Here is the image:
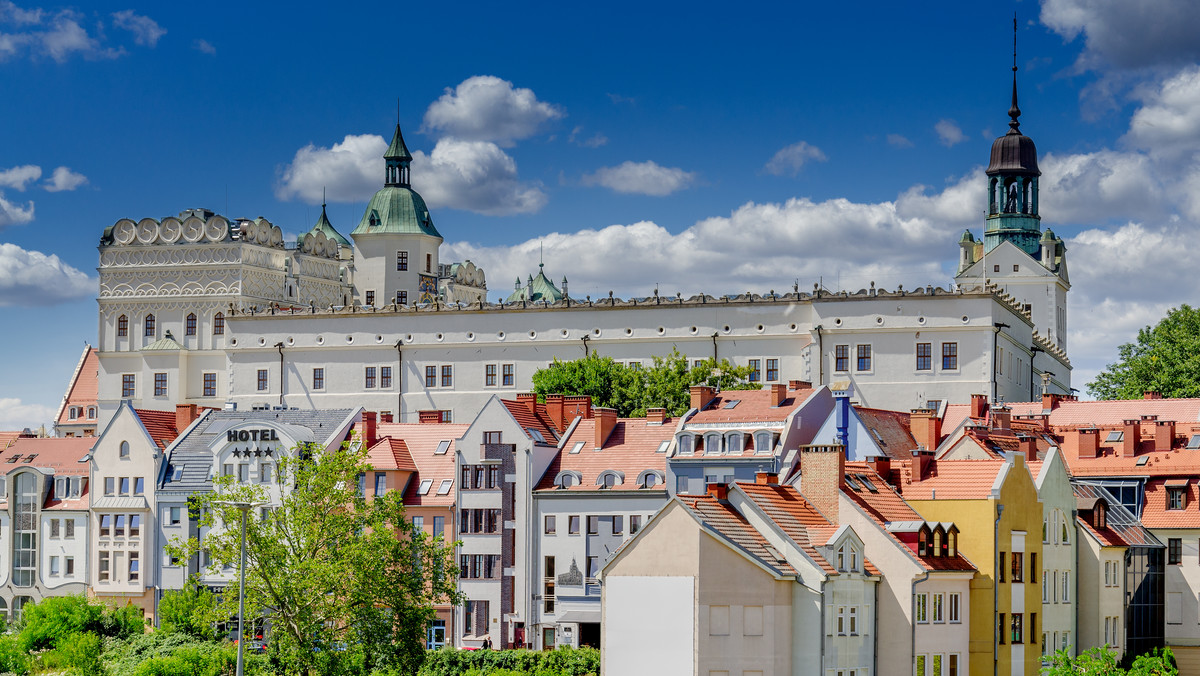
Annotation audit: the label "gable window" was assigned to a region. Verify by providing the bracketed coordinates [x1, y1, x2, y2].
[185, 313, 197, 336]
[942, 342, 959, 370]
[916, 343, 932, 370]
[213, 312, 225, 335]
[119, 441, 130, 459]
[154, 373, 167, 397]
[144, 314, 156, 337]
[396, 251, 408, 271]
[856, 345, 872, 371]
[117, 315, 128, 337]
[835, 345, 849, 372]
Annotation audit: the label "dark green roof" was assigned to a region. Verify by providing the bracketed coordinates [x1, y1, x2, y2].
[351, 186, 442, 238]
[310, 205, 350, 247]
[385, 124, 412, 162]
[506, 265, 562, 303]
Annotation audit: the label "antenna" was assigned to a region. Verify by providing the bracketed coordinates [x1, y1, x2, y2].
[539, 241, 544, 268]
[1013, 12, 1018, 71]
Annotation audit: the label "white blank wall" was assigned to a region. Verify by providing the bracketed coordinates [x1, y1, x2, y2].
[605, 576, 694, 676]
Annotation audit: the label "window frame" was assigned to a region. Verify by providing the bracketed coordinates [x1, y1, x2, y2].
[312, 367, 325, 391]
[834, 344, 849, 372]
[942, 342, 959, 370]
[856, 344, 872, 372]
[916, 342, 932, 371]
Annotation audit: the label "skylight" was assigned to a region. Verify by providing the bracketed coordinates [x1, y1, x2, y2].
[527, 428, 546, 443]
[1188, 434, 1200, 450]
[856, 473, 878, 492]
[1136, 456, 1149, 466]
[436, 479, 453, 495]
[172, 466, 184, 481]
[762, 544, 786, 563]
[1105, 431, 1124, 443]
[5, 455, 19, 463]
[418, 479, 433, 495]
[844, 474, 862, 491]
[871, 428, 885, 444]
[570, 441, 585, 454]
[656, 441, 670, 454]
[21, 454, 36, 463]
[723, 400, 741, 409]
[435, 440, 450, 455]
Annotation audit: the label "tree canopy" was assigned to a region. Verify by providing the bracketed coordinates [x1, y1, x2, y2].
[171, 439, 460, 676]
[531, 348, 759, 417]
[1040, 646, 1177, 675]
[1087, 304, 1200, 400]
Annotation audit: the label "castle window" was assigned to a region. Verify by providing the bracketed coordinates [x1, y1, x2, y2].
[185, 313, 197, 336]
[835, 345, 849, 372]
[122, 374, 135, 398]
[143, 314, 156, 337]
[365, 291, 375, 306]
[502, 364, 514, 386]
[213, 313, 225, 335]
[154, 372, 167, 396]
[396, 251, 407, 271]
[994, 265, 1001, 273]
[916, 343, 932, 370]
[396, 291, 407, 305]
[766, 359, 779, 381]
[942, 342, 959, 370]
[856, 345, 872, 372]
[748, 359, 761, 382]
[312, 368, 325, 390]
[380, 366, 392, 388]
[426, 253, 432, 273]
[117, 315, 128, 337]
[203, 372, 216, 397]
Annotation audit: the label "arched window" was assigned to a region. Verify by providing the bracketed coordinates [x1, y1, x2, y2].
[1059, 509, 1071, 544]
[678, 435, 693, 455]
[186, 313, 197, 336]
[704, 433, 722, 455]
[754, 431, 773, 454]
[932, 529, 943, 557]
[143, 314, 156, 337]
[947, 529, 958, 557]
[213, 312, 225, 335]
[1096, 503, 1107, 530]
[119, 441, 130, 458]
[117, 315, 128, 337]
[725, 432, 742, 455]
[639, 472, 660, 489]
[87, 407, 96, 419]
[68, 407, 79, 420]
[918, 528, 929, 557]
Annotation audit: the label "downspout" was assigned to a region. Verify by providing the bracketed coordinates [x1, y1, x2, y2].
[911, 570, 931, 675]
[814, 325, 824, 387]
[992, 323, 1009, 403]
[274, 342, 284, 407]
[395, 340, 403, 422]
[1029, 346, 1042, 402]
[994, 503, 1005, 676]
[819, 578, 827, 673]
[711, 332, 718, 361]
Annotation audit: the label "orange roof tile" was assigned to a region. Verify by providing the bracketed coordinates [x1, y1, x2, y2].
[0, 437, 94, 503]
[536, 418, 672, 491]
[1008, 398, 1200, 427]
[378, 422, 469, 506]
[855, 408, 916, 459]
[55, 347, 98, 426]
[680, 493, 799, 577]
[897, 459, 1011, 500]
[0, 432, 22, 450]
[687, 384, 817, 425]
[1141, 479, 1200, 529]
[134, 408, 179, 450]
[733, 482, 854, 574]
[501, 399, 560, 443]
[941, 404, 972, 437]
[367, 437, 417, 472]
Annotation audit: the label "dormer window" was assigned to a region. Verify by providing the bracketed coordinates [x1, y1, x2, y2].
[947, 529, 957, 557]
[754, 431, 773, 454]
[932, 529, 943, 557]
[918, 528, 929, 557]
[1168, 487, 1186, 510]
[704, 433, 722, 455]
[725, 432, 742, 455]
[678, 435, 694, 455]
[1095, 503, 1107, 530]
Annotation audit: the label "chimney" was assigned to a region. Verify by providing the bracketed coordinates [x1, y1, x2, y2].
[1144, 390, 1163, 400]
[380, 413, 394, 423]
[910, 408, 941, 454]
[755, 471, 779, 485]
[564, 396, 594, 420]
[594, 407, 618, 450]
[1026, 413, 1050, 432]
[788, 379, 811, 391]
[707, 482, 728, 501]
[1156, 420, 1176, 452]
[1042, 392, 1063, 412]
[991, 405, 1011, 432]
[770, 383, 787, 407]
[970, 394, 989, 420]
[1120, 419, 1140, 457]
[516, 392, 538, 416]
[363, 411, 377, 446]
[545, 394, 566, 433]
[175, 404, 198, 432]
[418, 410, 444, 424]
[1017, 434, 1036, 457]
[1063, 427, 1100, 459]
[870, 457, 892, 484]
[646, 408, 667, 425]
[911, 446, 935, 483]
[799, 444, 845, 524]
[690, 386, 716, 411]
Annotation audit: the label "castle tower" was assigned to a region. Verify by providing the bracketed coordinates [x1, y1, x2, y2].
[984, 61, 1042, 255]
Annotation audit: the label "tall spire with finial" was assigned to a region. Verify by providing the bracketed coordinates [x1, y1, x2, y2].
[1008, 12, 1021, 133]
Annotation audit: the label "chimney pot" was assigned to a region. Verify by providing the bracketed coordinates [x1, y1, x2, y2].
[689, 386, 716, 411]
[755, 471, 779, 485]
[788, 379, 811, 391]
[517, 392, 538, 416]
[970, 394, 988, 419]
[646, 408, 667, 425]
[707, 482, 728, 501]
[564, 396, 594, 419]
[909, 408, 941, 455]
[418, 410, 446, 424]
[1145, 390, 1163, 400]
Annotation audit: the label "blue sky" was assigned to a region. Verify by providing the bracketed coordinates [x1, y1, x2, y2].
[5, 0, 1200, 429]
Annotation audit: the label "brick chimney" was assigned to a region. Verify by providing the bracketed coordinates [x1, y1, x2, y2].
[789, 380, 812, 391]
[991, 405, 1011, 432]
[1017, 434, 1036, 457]
[175, 404, 198, 432]
[690, 386, 716, 411]
[380, 413, 394, 423]
[1062, 427, 1100, 459]
[770, 383, 787, 407]
[1145, 390, 1163, 400]
[418, 410, 445, 424]
[564, 396, 594, 420]
[516, 392, 538, 416]
[1155, 420, 1176, 452]
[707, 482, 728, 501]
[870, 457, 892, 484]
[594, 407, 618, 450]
[1042, 392, 1063, 411]
[545, 394, 566, 433]
[362, 411, 377, 446]
[799, 444, 845, 524]
[646, 408, 667, 425]
[911, 446, 935, 483]
[755, 471, 779, 485]
[970, 394, 989, 420]
[910, 408, 941, 454]
[1120, 419, 1140, 457]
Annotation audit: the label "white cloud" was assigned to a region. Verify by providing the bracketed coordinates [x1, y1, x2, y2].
[935, 119, 966, 147]
[411, 138, 547, 215]
[582, 161, 695, 196]
[1038, 150, 1164, 224]
[1041, 0, 1200, 71]
[111, 9, 164, 47]
[43, 166, 86, 192]
[0, 193, 34, 227]
[1124, 65, 1200, 160]
[422, 75, 564, 146]
[0, 164, 40, 191]
[0, 397, 54, 432]
[0, 242, 95, 305]
[275, 133, 387, 204]
[0, 1, 41, 25]
[0, 4, 122, 63]
[887, 134, 914, 148]
[193, 38, 215, 55]
[568, 125, 607, 148]
[763, 141, 827, 176]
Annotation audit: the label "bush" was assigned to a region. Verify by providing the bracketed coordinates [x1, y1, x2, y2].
[0, 634, 30, 676]
[158, 586, 219, 640]
[17, 595, 145, 653]
[418, 646, 599, 676]
[57, 630, 103, 676]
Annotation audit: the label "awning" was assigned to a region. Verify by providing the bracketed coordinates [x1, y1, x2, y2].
[554, 611, 601, 624]
[1164, 479, 1190, 488]
[91, 496, 149, 509]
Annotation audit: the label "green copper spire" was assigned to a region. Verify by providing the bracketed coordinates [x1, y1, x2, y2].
[310, 202, 350, 248]
[384, 124, 412, 188]
[385, 124, 412, 162]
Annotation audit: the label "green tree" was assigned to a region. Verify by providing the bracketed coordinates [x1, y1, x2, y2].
[532, 353, 643, 415]
[157, 585, 219, 640]
[170, 439, 460, 676]
[1088, 305, 1200, 400]
[1041, 647, 1122, 675]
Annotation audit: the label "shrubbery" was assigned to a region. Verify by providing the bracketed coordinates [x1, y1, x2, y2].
[418, 646, 600, 676]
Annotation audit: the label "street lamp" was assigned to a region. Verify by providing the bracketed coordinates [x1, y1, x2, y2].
[215, 500, 266, 676]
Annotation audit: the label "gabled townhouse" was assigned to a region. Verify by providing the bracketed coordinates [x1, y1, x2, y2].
[532, 407, 674, 650]
[154, 407, 358, 603]
[88, 402, 189, 622]
[453, 394, 563, 648]
[668, 381, 832, 495]
[808, 384, 919, 463]
[832, 458, 976, 676]
[1072, 482, 1164, 662]
[895, 453, 1044, 676]
[377, 414, 470, 649]
[602, 460, 879, 676]
[1029, 449, 1077, 664]
[0, 437, 93, 624]
[54, 346, 100, 438]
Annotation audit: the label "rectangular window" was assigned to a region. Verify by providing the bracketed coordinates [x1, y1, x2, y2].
[380, 366, 391, 388]
[130, 514, 141, 537]
[949, 655, 959, 676]
[587, 515, 599, 535]
[569, 515, 580, 535]
[365, 367, 377, 389]
[100, 514, 111, 537]
[397, 290, 408, 305]
[50, 519, 60, 537]
[99, 551, 110, 581]
[1169, 538, 1183, 564]
[374, 472, 386, 496]
[129, 552, 140, 581]
[169, 506, 181, 525]
[65, 520, 74, 538]
[1168, 488, 1185, 510]
[631, 515, 642, 534]
[426, 253, 432, 273]
[119, 477, 130, 495]
[915, 655, 926, 676]
[1062, 571, 1070, 602]
[849, 606, 858, 635]
[837, 607, 846, 635]
[1011, 613, 1023, 644]
[104, 477, 114, 495]
[122, 374, 136, 398]
[203, 372, 216, 397]
[114, 514, 126, 536]
[999, 552, 1006, 582]
[257, 369, 268, 391]
[433, 516, 444, 538]
[154, 372, 167, 396]
[238, 465, 249, 482]
[312, 368, 325, 390]
[502, 363, 514, 386]
[1030, 552, 1037, 583]
[66, 556, 74, 576]
[441, 365, 453, 387]
[425, 366, 437, 388]
[916, 343, 932, 370]
[1030, 612, 1038, 645]
[587, 556, 599, 578]
[748, 359, 761, 382]
[1011, 552, 1023, 582]
[613, 515, 624, 535]
[932, 593, 945, 623]
[916, 593, 928, 623]
[856, 344, 872, 371]
[134, 477, 144, 495]
[397, 251, 408, 271]
[365, 290, 375, 306]
[485, 364, 497, 386]
[949, 592, 961, 622]
[260, 464, 272, 482]
[998, 613, 1006, 644]
[942, 342, 959, 369]
[766, 358, 779, 381]
[835, 345, 849, 372]
[544, 515, 556, 535]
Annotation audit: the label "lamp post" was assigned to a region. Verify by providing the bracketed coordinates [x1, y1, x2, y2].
[216, 500, 265, 676]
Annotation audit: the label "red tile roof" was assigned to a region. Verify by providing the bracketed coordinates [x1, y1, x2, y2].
[134, 408, 179, 450]
[56, 347, 98, 426]
[687, 384, 817, 425]
[941, 404, 972, 438]
[378, 422, 469, 506]
[0, 432, 22, 450]
[367, 437, 417, 472]
[501, 399, 560, 443]
[680, 493, 799, 577]
[1073, 483, 1162, 547]
[897, 459, 1013, 500]
[1140, 479, 1200, 529]
[0, 437, 94, 475]
[855, 408, 916, 459]
[1008, 398, 1200, 427]
[536, 418, 672, 491]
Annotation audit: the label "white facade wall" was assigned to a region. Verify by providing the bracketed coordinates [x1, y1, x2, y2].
[1035, 451, 1077, 658]
[351, 232, 440, 306]
[40, 512, 87, 590]
[1076, 530, 1125, 659]
[603, 575, 694, 676]
[1154, 527, 1200, 652]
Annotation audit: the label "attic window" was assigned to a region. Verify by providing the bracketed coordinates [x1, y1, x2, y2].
[1136, 456, 1150, 466]
[1187, 434, 1200, 450]
[655, 441, 670, 454]
[763, 544, 786, 564]
[435, 440, 450, 455]
[21, 454, 36, 463]
[436, 479, 453, 495]
[5, 455, 19, 463]
[856, 474, 878, 493]
[570, 441, 585, 454]
[1105, 431, 1124, 443]
[417, 479, 433, 495]
[723, 400, 741, 409]
[526, 428, 546, 443]
[871, 428, 885, 445]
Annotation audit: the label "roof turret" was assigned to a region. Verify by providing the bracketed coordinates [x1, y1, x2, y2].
[385, 124, 412, 162]
[309, 203, 351, 248]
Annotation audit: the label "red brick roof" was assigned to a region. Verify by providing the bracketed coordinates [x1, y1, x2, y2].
[501, 399, 560, 443]
[680, 493, 799, 577]
[0, 437, 93, 474]
[134, 408, 179, 450]
[0, 432, 22, 450]
[855, 408, 916, 459]
[536, 418, 671, 491]
[687, 383, 817, 425]
[367, 437, 417, 472]
[378, 422, 469, 506]
[55, 347, 98, 426]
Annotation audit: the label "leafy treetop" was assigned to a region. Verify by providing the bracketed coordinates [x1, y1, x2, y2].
[1088, 305, 1200, 400]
